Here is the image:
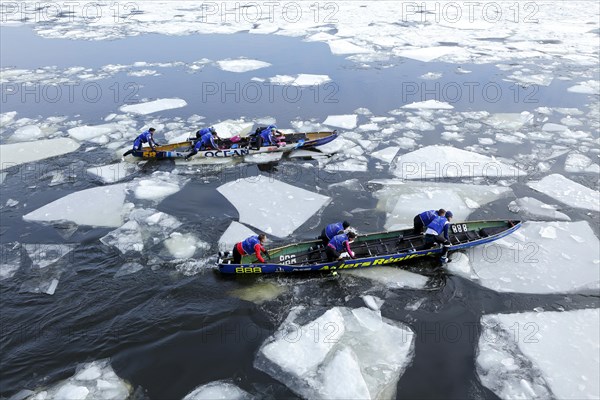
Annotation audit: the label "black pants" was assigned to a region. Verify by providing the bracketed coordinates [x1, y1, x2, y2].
[320, 229, 329, 245]
[425, 234, 450, 257]
[232, 245, 243, 264]
[413, 215, 424, 235]
[325, 246, 340, 262]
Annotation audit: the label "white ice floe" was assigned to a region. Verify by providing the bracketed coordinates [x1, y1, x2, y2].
[327, 39, 373, 55]
[23, 244, 74, 269]
[183, 381, 252, 400]
[567, 80, 600, 94]
[229, 282, 286, 304]
[26, 359, 131, 400]
[68, 123, 118, 142]
[132, 172, 187, 202]
[528, 174, 599, 211]
[325, 157, 369, 172]
[10, 125, 46, 142]
[256, 306, 415, 399]
[484, 112, 534, 131]
[211, 119, 254, 139]
[395, 46, 456, 62]
[217, 176, 331, 237]
[0, 138, 80, 171]
[508, 197, 571, 221]
[420, 72, 443, 80]
[216, 58, 271, 73]
[565, 153, 600, 174]
[23, 183, 128, 228]
[218, 221, 256, 252]
[256, 74, 332, 86]
[323, 114, 358, 130]
[402, 100, 454, 110]
[87, 162, 137, 183]
[461, 221, 600, 293]
[164, 232, 207, 259]
[477, 309, 599, 399]
[372, 180, 512, 230]
[345, 267, 429, 289]
[392, 145, 526, 180]
[119, 98, 187, 115]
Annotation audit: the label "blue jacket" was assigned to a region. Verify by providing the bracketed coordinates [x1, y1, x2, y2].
[197, 127, 212, 137]
[325, 222, 345, 240]
[241, 235, 261, 255]
[419, 210, 438, 226]
[259, 125, 278, 145]
[133, 130, 156, 148]
[194, 132, 218, 150]
[426, 216, 450, 239]
[328, 233, 349, 252]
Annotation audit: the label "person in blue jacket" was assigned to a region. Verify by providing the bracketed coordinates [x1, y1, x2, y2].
[124, 128, 159, 156]
[413, 209, 445, 235]
[185, 127, 219, 160]
[320, 221, 351, 245]
[424, 211, 453, 263]
[232, 234, 268, 264]
[256, 125, 283, 148]
[326, 231, 356, 262]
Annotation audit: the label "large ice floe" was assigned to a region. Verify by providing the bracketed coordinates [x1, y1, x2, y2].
[119, 98, 187, 115]
[215, 58, 271, 73]
[372, 180, 512, 230]
[477, 309, 599, 399]
[23, 359, 131, 400]
[217, 177, 331, 237]
[0, 138, 80, 171]
[448, 221, 599, 294]
[255, 306, 415, 399]
[528, 174, 599, 212]
[392, 146, 526, 181]
[323, 115, 358, 130]
[87, 162, 137, 184]
[508, 197, 571, 221]
[23, 183, 128, 228]
[183, 380, 252, 400]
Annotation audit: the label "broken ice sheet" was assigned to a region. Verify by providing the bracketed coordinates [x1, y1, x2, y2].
[564, 153, 600, 174]
[255, 306, 415, 399]
[528, 174, 599, 211]
[23, 183, 128, 228]
[23, 244, 75, 269]
[467, 221, 599, 294]
[0, 138, 80, 171]
[392, 145, 526, 180]
[370, 146, 400, 163]
[183, 380, 252, 400]
[323, 114, 358, 129]
[478, 309, 599, 399]
[508, 197, 571, 221]
[119, 98, 187, 115]
[217, 176, 331, 237]
[87, 162, 137, 184]
[215, 58, 271, 72]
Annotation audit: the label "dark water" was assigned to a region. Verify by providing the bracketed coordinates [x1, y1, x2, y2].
[1, 26, 599, 399]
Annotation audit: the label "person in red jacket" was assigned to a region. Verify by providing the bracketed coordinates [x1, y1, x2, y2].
[233, 234, 268, 264]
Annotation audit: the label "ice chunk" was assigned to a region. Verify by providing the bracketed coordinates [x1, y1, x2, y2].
[68, 123, 118, 141]
[211, 119, 254, 139]
[10, 125, 44, 142]
[100, 220, 143, 254]
[87, 162, 137, 183]
[528, 174, 599, 211]
[132, 172, 187, 202]
[420, 72, 442, 80]
[0, 242, 21, 280]
[395, 46, 455, 62]
[23, 183, 127, 228]
[217, 177, 331, 237]
[164, 232, 204, 259]
[255, 306, 415, 399]
[244, 152, 284, 164]
[484, 112, 533, 131]
[372, 179, 512, 229]
[323, 115, 358, 129]
[23, 244, 74, 269]
[119, 98, 187, 115]
[327, 39, 372, 55]
[229, 282, 285, 304]
[508, 197, 571, 221]
[478, 309, 599, 399]
[0, 138, 80, 171]
[325, 157, 368, 172]
[567, 80, 600, 94]
[218, 221, 256, 252]
[542, 123, 569, 132]
[345, 267, 429, 289]
[183, 381, 252, 400]
[469, 221, 599, 293]
[361, 295, 384, 311]
[392, 145, 526, 180]
[54, 384, 89, 400]
[402, 100, 454, 110]
[216, 58, 271, 73]
[565, 153, 600, 173]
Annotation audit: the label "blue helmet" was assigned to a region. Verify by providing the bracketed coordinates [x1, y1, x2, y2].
[209, 127, 217, 134]
[445, 211, 453, 218]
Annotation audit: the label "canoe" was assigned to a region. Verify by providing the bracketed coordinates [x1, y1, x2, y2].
[126, 131, 338, 159]
[218, 220, 521, 274]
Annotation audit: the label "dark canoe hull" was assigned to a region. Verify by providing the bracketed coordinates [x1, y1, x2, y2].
[218, 220, 521, 274]
[127, 131, 338, 159]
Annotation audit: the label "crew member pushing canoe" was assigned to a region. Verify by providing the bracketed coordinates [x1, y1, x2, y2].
[320, 221, 351, 245]
[326, 231, 357, 262]
[424, 211, 453, 263]
[123, 127, 159, 156]
[233, 234, 268, 264]
[413, 209, 445, 235]
[185, 127, 219, 160]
